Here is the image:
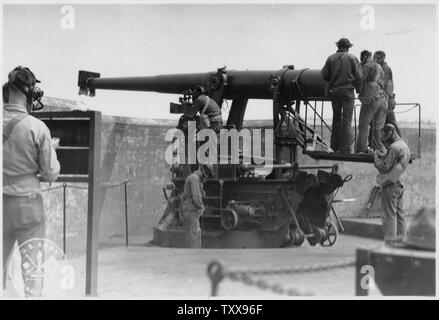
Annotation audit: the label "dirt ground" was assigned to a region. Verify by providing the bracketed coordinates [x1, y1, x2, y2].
[2, 233, 382, 299]
[33, 233, 381, 299]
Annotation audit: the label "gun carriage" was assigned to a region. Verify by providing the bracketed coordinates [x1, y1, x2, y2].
[78, 65, 353, 248]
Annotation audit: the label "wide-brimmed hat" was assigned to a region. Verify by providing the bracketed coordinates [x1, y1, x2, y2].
[336, 38, 353, 48]
[374, 50, 386, 59]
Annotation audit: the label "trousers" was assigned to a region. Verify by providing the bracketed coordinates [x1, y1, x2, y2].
[330, 88, 355, 153]
[384, 93, 402, 137]
[3, 193, 46, 296]
[356, 96, 387, 152]
[380, 182, 406, 243]
[367, 96, 388, 150]
[181, 202, 203, 248]
[210, 121, 223, 134]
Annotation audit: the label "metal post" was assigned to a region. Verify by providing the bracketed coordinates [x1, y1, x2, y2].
[85, 111, 102, 297]
[331, 206, 345, 232]
[207, 261, 225, 297]
[304, 101, 308, 149]
[354, 104, 357, 146]
[321, 101, 324, 143]
[124, 181, 129, 247]
[418, 103, 421, 157]
[313, 101, 317, 130]
[219, 179, 223, 219]
[63, 183, 67, 255]
[271, 79, 281, 171]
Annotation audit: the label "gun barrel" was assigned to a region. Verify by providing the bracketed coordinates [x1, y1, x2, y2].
[78, 68, 328, 100]
[223, 69, 327, 99]
[87, 73, 211, 94]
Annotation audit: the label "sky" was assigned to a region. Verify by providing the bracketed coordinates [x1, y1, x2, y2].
[2, 3, 437, 123]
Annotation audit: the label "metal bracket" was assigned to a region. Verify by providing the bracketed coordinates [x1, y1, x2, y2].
[78, 70, 100, 97]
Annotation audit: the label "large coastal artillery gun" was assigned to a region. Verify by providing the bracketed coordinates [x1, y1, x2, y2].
[78, 65, 352, 248]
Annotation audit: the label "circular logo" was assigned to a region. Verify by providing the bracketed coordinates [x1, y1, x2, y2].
[5, 238, 75, 298]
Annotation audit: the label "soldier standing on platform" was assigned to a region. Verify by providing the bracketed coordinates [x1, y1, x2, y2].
[355, 50, 387, 153]
[374, 51, 402, 137]
[321, 37, 363, 154]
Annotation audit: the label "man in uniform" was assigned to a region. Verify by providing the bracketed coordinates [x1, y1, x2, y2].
[355, 50, 387, 153]
[180, 163, 214, 248]
[321, 37, 363, 153]
[374, 51, 402, 137]
[190, 86, 223, 133]
[374, 124, 410, 245]
[3, 66, 60, 296]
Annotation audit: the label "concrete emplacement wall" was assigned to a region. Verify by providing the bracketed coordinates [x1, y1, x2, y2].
[37, 97, 436, 256]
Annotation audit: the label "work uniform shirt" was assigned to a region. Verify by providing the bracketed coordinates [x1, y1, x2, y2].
[321, 49, 363, 92]
[191, 95, 223, 123]
[359, 61, 385, 101]
[374, 138, 410, 185]
[3, 104, 60, 196]
[181, 171, 205, 211]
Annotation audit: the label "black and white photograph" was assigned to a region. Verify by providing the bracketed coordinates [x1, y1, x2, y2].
[0, 0, 437, 303]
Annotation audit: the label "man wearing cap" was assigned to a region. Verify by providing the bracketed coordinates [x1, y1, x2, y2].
[321, 38, 363, 154]
[355, 50, 387, 153]
[180, 163, 214, 248]
[374, 124, 410, 245]
[373, 51, 402, 137]
[3, 66, 60, 296]
[189, 86, 223, 133]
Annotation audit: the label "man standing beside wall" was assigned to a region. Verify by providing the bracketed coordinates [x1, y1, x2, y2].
[3, 66, 60, 297]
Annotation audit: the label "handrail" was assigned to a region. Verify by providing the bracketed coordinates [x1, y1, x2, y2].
[352, 102, 422, 157]
[302, 99, 421, 158]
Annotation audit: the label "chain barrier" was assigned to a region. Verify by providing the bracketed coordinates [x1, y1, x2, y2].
[100, 179, 129, 189]
[393, 105, 419, 114]
[42, 182, 129, 191]
[41, 185, 65, 193]
[228, 271, 313, 296]
[39, 177, 133, 253]
[207, 258, 355, 297]
[64, 184, 88, 190]
[41, 175, 142, 193]
[41, 184, 87, 192]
